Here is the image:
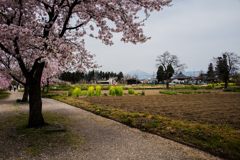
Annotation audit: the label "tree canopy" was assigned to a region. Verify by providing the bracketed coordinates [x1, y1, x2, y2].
[0, 0, 171, 127]
[59, 70, 123, 83]
[215, 52, 240, 88]
[156, 51, 185, 88]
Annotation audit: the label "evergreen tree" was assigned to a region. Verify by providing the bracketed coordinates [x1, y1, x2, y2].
[117, 72, 124, 82]
[215, 54, 229, 88]
[207, 63, 215, 82]
[156, 66, 164, 83]
[156, 51, 184, 89]
[166, 64, 174, 79]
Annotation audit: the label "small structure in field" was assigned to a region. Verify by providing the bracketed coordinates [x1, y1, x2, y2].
[97, 78, 117, 85]
[126, 78, 141, 85]
[172, 72, 191, 84]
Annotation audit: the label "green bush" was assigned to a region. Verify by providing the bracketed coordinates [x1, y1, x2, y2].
[87, 86, 95, 96]
[128, 88, 135, 95]
[108, 86, 123, 96]
[115, 86, 123, 96]
[95, 85, 102, 96]
[80, 90, 88, 96]
[71, 87, 81, 97]
[134, 92, 140, 96]
[109, 86, 116, 96]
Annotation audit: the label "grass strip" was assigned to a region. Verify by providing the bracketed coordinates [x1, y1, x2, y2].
[50, 95, 240, 160]
[0, 90, 10, 99]
[159, 90, 211, 95]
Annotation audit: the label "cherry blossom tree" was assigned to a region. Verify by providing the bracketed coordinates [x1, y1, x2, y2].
[0, 0, 171, 127]
[0, 72, 11, 90]
[0, 47, 92, 102]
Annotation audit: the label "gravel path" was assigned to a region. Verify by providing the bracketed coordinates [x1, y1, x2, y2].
[0, 92, 221, 160]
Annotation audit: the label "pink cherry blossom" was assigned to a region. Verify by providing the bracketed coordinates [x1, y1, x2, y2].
[0, 72, 11, 89]
[0, 0, 171, 127]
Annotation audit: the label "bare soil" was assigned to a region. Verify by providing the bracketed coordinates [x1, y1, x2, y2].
[85, 93, 240, 129]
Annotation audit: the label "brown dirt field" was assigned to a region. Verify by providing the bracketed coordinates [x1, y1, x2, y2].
[85, 93, 240, 129]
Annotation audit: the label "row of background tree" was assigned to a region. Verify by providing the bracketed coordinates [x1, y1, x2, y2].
[156, 51, 240, 89]
[59, 70, 124, 83]
[205, 52, 240, 88]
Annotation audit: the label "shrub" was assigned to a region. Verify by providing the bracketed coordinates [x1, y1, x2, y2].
[128, 88, 135, 95]
[72, 87, 81, 97]
[87, 86, 95, 96]
[134, 92, 139, 96]
[141, 90, 145, 96]
[206, 84, 214, 89]
[109, 86, 116, 96]
[80, 90, 88, 96]
[108, 86, 123, 96]
[95, 85, 102, 96]
[115, 86, 123, 96]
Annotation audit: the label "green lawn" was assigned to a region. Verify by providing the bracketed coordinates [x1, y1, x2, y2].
[0, 112, 82, 158]
[0, 90, 10, 99]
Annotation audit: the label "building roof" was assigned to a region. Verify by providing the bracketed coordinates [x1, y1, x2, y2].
[172, 72, 190, 80]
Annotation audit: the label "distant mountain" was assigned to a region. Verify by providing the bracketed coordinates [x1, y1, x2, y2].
[127, 70, 153, 80]
[183, 71, 205, 77]
[126, 70, 204, 79]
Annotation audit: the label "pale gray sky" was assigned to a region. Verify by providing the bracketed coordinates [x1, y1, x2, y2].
[85, 0, 240, 74]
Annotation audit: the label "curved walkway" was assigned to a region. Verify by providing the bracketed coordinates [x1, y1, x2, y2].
[0, 92, 221, 160]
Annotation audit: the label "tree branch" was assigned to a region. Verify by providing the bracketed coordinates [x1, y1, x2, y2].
[0, 42, 13, 55]
[9, 73, 25, 85]
[13, 37, 28, 77]
[30, 56, 44, 76]
[65, 17, 91, 30]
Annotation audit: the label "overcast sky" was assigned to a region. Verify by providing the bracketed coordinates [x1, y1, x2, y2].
[85, 0, 240, 74]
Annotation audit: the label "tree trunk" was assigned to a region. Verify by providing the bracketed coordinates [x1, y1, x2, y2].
[46, 78, 49, 93]
[224, 79, 228, 89]
[166, 80, 170, 89]
[21, 84, 29, 102]
[28, 62, 45, 128]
